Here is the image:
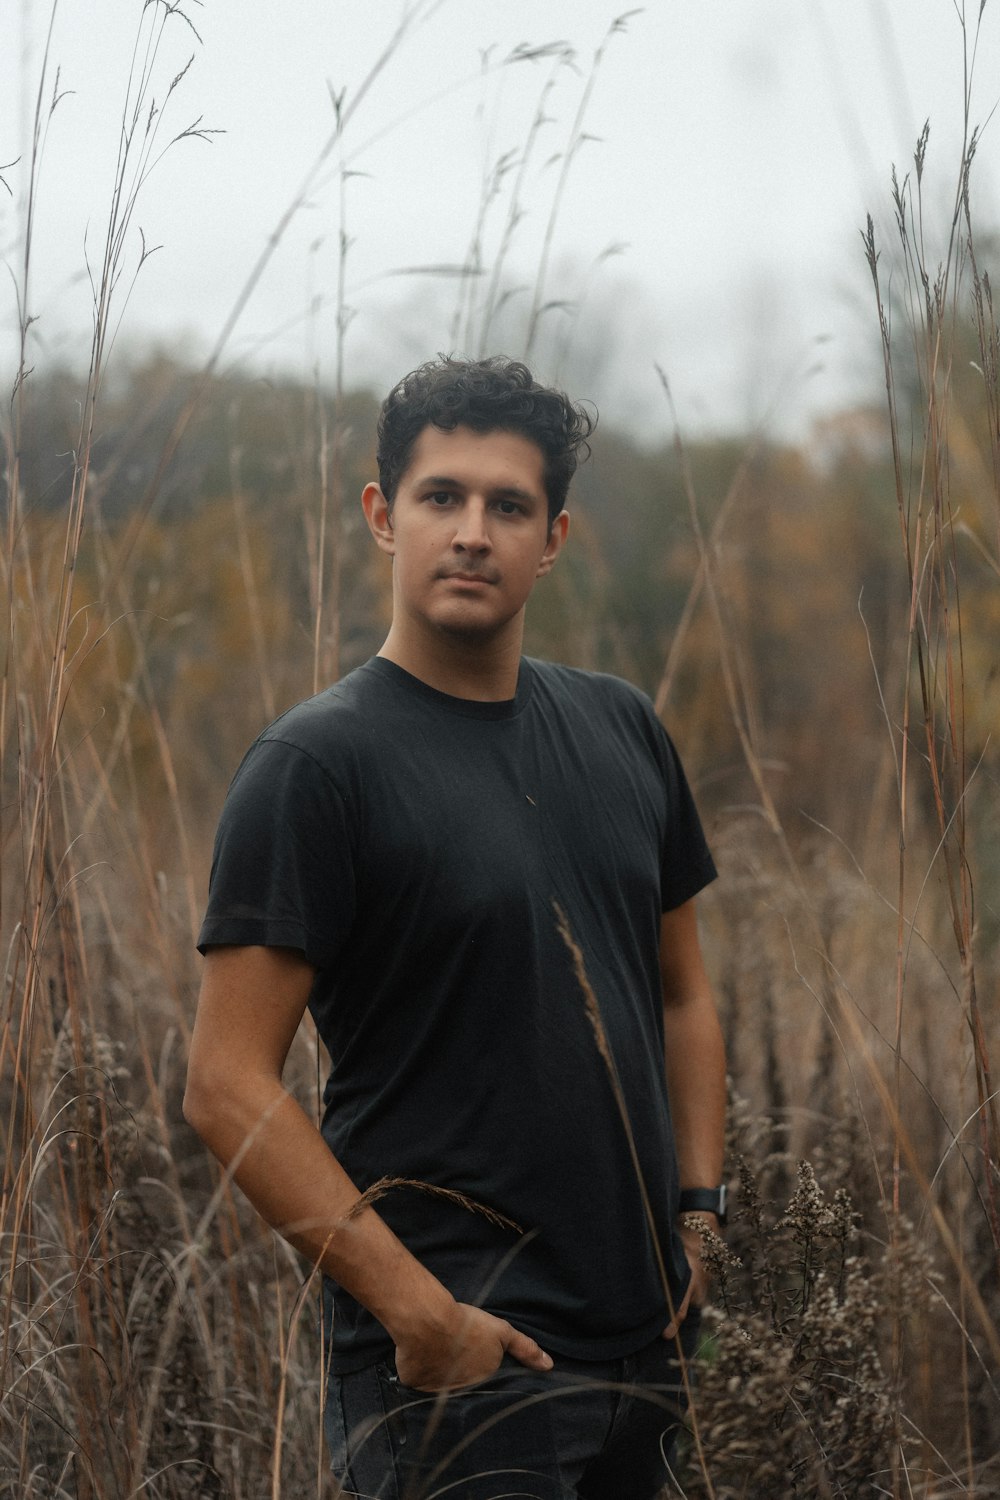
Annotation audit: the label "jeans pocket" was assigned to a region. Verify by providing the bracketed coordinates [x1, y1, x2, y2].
[328, 1364, 405, 1500]
[324, 1377, 352, 1490]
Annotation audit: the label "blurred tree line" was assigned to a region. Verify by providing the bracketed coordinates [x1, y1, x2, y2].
[7, 350, 998, 931]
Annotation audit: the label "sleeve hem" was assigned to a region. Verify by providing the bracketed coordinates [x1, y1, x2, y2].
[196, 918, 334, 969]
[661, 855, 718, 913]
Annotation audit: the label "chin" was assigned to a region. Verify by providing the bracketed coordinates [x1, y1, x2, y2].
[432, 611, 508, 642]
[436, 621, 501, 643]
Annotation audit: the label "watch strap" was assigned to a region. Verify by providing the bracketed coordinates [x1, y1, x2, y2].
[678, 1185, 728, 1225]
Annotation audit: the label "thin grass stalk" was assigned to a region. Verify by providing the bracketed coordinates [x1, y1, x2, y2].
[450, 62, 499, 354]
[328, 165, 348, 688]
[524, 12, 637, 360]
[552, 903, 717, 1500]
[270, 1243, 290, 1500]
[862, 218, 920, 1320]
[454, 42, 580, 359]
[83, 528, 203, 1001]
[655, 368, 780, 838]
[476, 59, 568, 355]
[270, 1259, 327, 1500]
[310, 161, 350, 697]
[957, 1201, 975, 1494]
[230, 442, 278, 725]
[650, 438, 754, 724]
[965, 219, 1000, 556]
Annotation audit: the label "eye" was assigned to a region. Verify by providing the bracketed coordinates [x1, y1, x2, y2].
[426, 491, 454, 506]
[494, 498, 524, 516]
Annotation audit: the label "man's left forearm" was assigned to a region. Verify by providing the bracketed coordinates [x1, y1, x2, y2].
[658, 898, 726, 1200]
[662, 987, 726, 1195]
[661, 962, 726, 1332]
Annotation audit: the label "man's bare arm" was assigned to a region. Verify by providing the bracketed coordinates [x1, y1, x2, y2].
[659, 897, 727, 1336]
[183, 945, 552, 1389]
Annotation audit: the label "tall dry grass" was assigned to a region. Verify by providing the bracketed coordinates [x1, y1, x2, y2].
[1, 3, 998, 1498]
[667, 9, 1000, 1477]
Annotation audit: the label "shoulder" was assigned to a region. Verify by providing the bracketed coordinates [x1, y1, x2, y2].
[248, 659, 397, 772]
[215, 667, 395, 838]
[525, 660, 691, 786]
[215, 663, 400, 821]
[526, 658, 660, 726]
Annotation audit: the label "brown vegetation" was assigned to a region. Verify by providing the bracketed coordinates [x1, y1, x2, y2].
[2, 3, 999, 1496]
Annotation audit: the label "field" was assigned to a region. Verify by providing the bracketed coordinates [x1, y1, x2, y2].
[2, 3, 999, 1496]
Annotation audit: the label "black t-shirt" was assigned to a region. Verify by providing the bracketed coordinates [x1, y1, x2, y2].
[198, 656, 717, 1371]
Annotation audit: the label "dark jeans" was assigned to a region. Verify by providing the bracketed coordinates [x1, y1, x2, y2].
[324, 1313, 701, 1500]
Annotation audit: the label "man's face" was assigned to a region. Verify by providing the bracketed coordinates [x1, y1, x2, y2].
[363, 424, 568, 647]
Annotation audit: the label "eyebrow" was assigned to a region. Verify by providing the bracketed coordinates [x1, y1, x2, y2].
[416, 474, 540, 504]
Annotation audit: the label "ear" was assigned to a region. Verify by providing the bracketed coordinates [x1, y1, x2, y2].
[362, 481, 395, 556]
[536, 509, 570, 578]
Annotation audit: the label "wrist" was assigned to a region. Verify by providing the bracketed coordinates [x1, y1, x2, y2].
[677, 1184, 728, 1226]
[381, 1274, 458, 1348]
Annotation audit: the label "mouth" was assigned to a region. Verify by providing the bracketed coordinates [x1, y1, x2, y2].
[439, 570, 498, 586]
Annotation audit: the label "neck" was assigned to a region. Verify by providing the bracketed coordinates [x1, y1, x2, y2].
[377, 622, 523, 701]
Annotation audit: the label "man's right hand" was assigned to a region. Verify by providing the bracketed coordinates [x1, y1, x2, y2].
[393, 1301, 553, 1392]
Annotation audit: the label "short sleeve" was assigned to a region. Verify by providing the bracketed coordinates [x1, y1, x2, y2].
[654, 722, 717, 912]
[197, 736, 356, 969]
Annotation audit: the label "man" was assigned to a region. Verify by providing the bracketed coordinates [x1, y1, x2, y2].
[185, 355, 726, 1499]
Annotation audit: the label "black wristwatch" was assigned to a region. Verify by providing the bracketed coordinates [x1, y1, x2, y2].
[678, 1185, 728, 1227]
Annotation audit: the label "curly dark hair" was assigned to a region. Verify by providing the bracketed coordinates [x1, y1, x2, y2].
[376, 355, 596, 524]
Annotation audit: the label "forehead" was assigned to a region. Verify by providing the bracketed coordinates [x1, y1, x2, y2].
[401, 424, 546, 494]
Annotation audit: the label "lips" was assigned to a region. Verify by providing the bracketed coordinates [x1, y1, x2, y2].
[438, 569, 499, 585]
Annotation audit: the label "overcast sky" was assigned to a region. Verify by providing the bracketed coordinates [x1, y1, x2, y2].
[2, 0, 999, 440]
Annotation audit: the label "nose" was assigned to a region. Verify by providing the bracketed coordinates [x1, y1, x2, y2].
[452, 498, 491, 554]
